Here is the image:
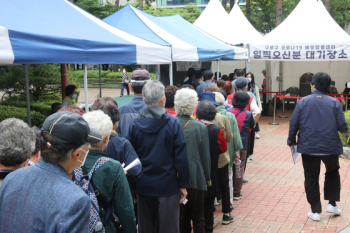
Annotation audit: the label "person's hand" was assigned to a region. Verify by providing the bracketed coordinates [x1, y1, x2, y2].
[287, 141, 295, 147]
[179, 188, 187, 204]
[123, 169, 127, 175]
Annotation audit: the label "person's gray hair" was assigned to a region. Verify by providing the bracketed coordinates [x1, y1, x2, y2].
[174, 88, 198, 116]
[142, 80, 165, 106]
[214, 92, 225, 106]
[0, 118, 35, 166]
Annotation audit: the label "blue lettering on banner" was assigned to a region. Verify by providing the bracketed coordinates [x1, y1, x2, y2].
[310, 46, 315, 50]
[253, 51, 261, 59]
[331, 45, 336, 49]
[282, 46, 285, 50]
[315, 45, 320, 50]
[317, 51, 325, 59]
[327, 50, 336, 59]
[286, 46, 290, 50]
[305, 45, 309, 50]
[270, 46, 274, 50]
[338, 50, 347, 59]
[273, 51, 281, 59]
[292, 51, 301, 59]
[282, 51, 291, 59]
[326, 45, 330, 49]
[298, 46, 302, 50]
[263, 51, 271, 59]
[306, 51, 315, 59]
[321, 45, 325, 49]
[265, 45, 269, 50]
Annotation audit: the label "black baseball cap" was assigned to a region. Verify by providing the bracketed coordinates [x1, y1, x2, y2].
[41, 111, 102, 151]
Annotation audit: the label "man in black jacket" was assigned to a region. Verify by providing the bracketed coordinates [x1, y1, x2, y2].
[288, 72, 348, 221]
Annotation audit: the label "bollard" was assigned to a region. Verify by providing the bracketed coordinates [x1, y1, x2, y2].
[346, 96, 348, 112]
[279, 97, 288, 118]
[269, 94, 279, 125]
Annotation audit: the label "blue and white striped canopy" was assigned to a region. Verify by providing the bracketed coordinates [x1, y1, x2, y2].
[103, 4, 248, 61]
[0, 0, 171, 65]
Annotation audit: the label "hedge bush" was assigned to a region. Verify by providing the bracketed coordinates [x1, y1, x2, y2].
[340, 110, 350, 147]
[74, 70, 156, 84]
[1, 93, 61, 117]
[0, 105, 47, 126]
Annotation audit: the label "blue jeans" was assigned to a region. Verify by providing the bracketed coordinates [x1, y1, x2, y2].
[121, 83, 130, 96]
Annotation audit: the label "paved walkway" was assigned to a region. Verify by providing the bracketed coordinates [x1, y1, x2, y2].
[213, 111, 350, 233]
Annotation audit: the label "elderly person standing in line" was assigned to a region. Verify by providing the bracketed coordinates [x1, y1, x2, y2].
[117, 70, 149, 138]
[127, 80, 191, 233]
[198, 92, 234, 225]
[215, 92, 243, 205]
[78, 110, 137, 233]
[196, 100, 228, 233]
[175, 88, 211, 233]
[165, 85, 180, 117]
[0, 118, 36, 184]
[0, 112, 101, 232]
[288, 72, 348, 221]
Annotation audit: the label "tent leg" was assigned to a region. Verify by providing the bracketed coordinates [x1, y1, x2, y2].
[84, 65, 89, 113]
[99, 64, 102, 98]
[25, 64, 31, 126]
[169, 62, 173, 86]
[245, 44, 251, 73]
[157, 64, 161, 81]
[217, 61, 219, 80]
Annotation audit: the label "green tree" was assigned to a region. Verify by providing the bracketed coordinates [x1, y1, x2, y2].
[0, 65, 78, 100]
[74, 0, 115, 18]
[330, 0, 350, 28]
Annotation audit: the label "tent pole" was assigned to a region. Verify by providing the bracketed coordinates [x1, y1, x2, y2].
[84, 65, 89, 113]
[217, 60, 219, 80]
[245, 44, 251, 73]
[157, 64, 161, 81]
[99, 64, 102, 98]
[169, 62, 173, 85]
[24, 64, 31, 126]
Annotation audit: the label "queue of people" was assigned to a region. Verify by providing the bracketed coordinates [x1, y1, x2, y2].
[0, 67, 345, 233]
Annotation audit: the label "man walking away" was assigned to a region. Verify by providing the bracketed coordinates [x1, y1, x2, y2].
[127, 80, 191, 233]
[116, 70, 149, 138]
[120, 68, 131, 97]
[288, 72, 348, 221]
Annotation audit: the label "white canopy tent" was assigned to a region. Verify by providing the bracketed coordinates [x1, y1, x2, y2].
[250, 0, 350, 92]
[194, 0, 264, 78]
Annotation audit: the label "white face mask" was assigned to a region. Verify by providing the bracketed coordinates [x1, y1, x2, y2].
[247, 78, 252, 83]
[77, 148, 89, 166]
[72, 94, 77, 99]
[123, 70, 126, 73]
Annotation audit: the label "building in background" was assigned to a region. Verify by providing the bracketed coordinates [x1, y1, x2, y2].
[156, 0, 245, 10]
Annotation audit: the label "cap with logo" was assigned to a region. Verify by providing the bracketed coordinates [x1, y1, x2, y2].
[41, 111, 102, 151]
[130, 70, 151, 83]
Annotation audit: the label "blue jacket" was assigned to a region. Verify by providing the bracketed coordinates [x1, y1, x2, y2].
[0, 160, 90, 233]
[127, 106, 191, 197]
[196, 80, 213, 97]
[288, 90, 348, 155]
[104, 134, 142, 182]
[117, 95, 147, 138]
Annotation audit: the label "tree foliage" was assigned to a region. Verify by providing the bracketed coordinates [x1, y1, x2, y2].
[0, 65, 78, 100]
[330, 0, 350, 28]
[74, 0, 115, 18]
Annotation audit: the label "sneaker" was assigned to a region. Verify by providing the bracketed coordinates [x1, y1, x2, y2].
[256, 133, 261, 139]
[222, 214, 234, 225]
[233, 194, 242, 200]
[307, 210, 321, 221]
[120, 95, 123, 97]
[247, 157, 251, 163]
[326, 204, 341, 215]
[214, 199, 222, 206]
[243, 179, 248, 184]
[248, 155, 253, 160]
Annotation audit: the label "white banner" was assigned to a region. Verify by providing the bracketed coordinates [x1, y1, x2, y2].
[176, 61, 202, 71]
[250, 43, 350, 61]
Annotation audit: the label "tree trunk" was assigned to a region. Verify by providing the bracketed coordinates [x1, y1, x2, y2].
[323, 0, 330, 12]
[246, 0, 250, 22]
[222, 0, 227, 11]
[229, 0, 234, 11]
[276, 0, 282, 27]
[115, 0, 119, 11]
[139, 0, 143, 11]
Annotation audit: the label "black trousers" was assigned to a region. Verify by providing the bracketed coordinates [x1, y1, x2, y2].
[262, 93, 268, 116]
[217, 164, 231, 213]
[247, 127, 256, 157]
[301, 154, 341, 213]
[204, 196, 215, 233]
[180, 188, 205, 233]
[137, 192, 180, 233]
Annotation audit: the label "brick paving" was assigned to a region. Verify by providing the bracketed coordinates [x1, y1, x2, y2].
[213, 110, 350, 233]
